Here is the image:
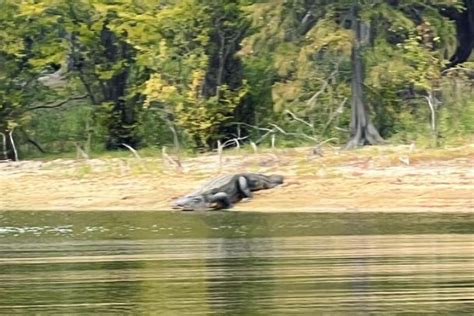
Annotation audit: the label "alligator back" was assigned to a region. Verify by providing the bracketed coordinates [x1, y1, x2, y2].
[242, 173, 284, 190]
[192, 174, 238, 196]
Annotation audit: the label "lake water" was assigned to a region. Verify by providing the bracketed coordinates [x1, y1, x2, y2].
[0, 211, 473, 314]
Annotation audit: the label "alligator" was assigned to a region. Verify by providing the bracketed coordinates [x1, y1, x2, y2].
[172, 173, 284, 211]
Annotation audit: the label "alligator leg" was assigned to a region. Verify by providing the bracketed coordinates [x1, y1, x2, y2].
[238, 176, 253, 202]
[238, 176, 252, 197]
[209, 192, 232, 209]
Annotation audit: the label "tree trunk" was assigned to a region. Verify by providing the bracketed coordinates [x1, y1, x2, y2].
[199, 6, 248, 149]
[445, 0, 474, 68]
[0, 131, 7, 160]
[1, 129, 18, 161]
[345, 4, 383, 149]
[98, 25, 140, 150]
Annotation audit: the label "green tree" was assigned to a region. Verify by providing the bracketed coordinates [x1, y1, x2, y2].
[59, 0, 143, 149]
[0, 0, 75, 159]
[242, 0, 465, 148]
[140, 0, 249, 149]
[12, 0, 152, 151]
[1, 0, 471, 159]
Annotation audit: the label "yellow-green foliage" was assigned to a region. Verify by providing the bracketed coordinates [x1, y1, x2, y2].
[1, 0, 472, 159]
[144, 69, 248, 147]
[305, 19, 353, 55]
[179, 71, 248, 146]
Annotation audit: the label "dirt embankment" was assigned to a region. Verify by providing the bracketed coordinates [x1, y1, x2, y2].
[1, 145, 473, 212]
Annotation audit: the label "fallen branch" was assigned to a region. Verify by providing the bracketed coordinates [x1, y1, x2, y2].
[309, 137, 339, 157]
[268, 123, 318, 143]
[162, 146, 183, 172]
[255, 129, 274, 144]
[399, 156, 410, 165]
[220, 136, 249, 149]
[250, 141, 258, 153]
[121, 143, 141, 160]
[216, 136, 249, 169]
[318, 137, 338, 146]
[227, 122, 274, 144]
[230, 121, 320, 146]
[284, 109, 314, 131]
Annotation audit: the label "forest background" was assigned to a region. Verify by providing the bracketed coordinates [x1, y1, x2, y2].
[1, 0, 473, 160]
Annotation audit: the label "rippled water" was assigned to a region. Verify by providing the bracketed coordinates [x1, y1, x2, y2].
[0, 211, 473, 314]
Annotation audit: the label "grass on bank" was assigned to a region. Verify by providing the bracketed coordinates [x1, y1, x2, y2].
[20, 133, 473, 161]
[23, 141, 472, 182]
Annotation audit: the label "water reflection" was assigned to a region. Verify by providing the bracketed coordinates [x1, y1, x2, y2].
[0, 211, 473, 314]
[204, 238, 274, 314]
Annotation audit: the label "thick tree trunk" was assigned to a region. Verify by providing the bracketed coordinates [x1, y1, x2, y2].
[345, 4, 383, 149]
[195, 4, 249, 150]
[446, 0, 474, 68]
[0, 131, 7, 160]
[98, 25, 140, 150]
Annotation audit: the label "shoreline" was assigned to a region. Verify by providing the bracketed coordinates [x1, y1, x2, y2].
[1, 145, 473, 213]
[3, 208, 471, 213]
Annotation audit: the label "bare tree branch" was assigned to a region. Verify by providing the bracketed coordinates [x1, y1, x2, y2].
[424, 91, 440, 132]
[162, 146, 182, 172]
[8, 129, 18, 161]
[228, 122, 274, 144]
[74, 142, 89, 160]
[269, 123, 318, 143]
[228, 121, 273, 132]
[121, 143, 141, 160]
[20, 128, 47, 153]
[306, 59, 342, 107]
[27, 94, 88, 111]
[220, 136, 249, 149]
[230, 121, 319, 145]
[255, 130, 274, 144]
[250, 141, 258, 153]
[284, 109, 314, 130]
[322, 97, 348, 134]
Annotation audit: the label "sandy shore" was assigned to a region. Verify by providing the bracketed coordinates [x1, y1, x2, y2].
[1, 145, 473, 212]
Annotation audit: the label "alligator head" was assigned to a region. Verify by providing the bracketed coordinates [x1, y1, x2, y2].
[171, 194, 210, 211]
